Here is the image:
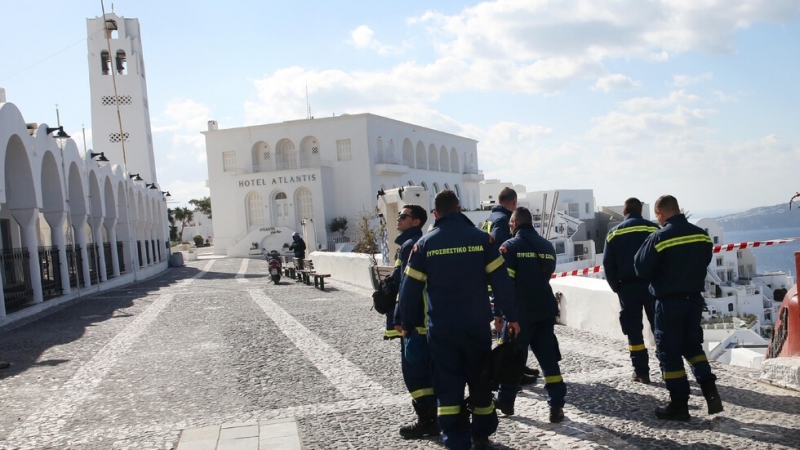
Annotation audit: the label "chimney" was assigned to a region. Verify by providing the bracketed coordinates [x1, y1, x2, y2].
[207, 120, 218, 131]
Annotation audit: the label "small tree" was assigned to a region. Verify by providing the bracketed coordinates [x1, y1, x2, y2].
[352, 207, 382, 264]
[328, 216, 349, 237]
[173, 207, 194, 242]
[189, 196, 212, 219]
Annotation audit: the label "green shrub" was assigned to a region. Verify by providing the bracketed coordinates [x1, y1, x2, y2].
[193, 235, 204, 247]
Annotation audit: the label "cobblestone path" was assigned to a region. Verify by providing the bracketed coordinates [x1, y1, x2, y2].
[0, 257, 798, 449]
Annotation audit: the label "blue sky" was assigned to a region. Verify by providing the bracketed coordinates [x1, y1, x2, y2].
[1, 0, 799, 218]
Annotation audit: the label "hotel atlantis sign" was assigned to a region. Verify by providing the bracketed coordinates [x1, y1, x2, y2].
[238, 174, 317, 187]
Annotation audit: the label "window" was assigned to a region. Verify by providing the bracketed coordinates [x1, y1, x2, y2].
[295, 188, 313, 221]
[223, 151, 236, 172]
[101, 95, 132, 106]
[337, 139, 352, 161]
[713, 236, 719, 244]
[728, 303, 734, 312]
[585, 203, 589, 213]
[109, 132, 130, 143]
[568, 203, 579, 218]
[716, 257, 723, 266]
[115, 50, 127, 75]
[247, 193, 264, 226]
[554, 240, 566, 254]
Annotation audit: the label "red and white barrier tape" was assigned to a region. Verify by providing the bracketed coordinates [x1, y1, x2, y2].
[551, 237, 800, 279]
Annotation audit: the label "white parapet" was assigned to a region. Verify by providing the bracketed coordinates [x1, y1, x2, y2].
[551, 276, 655, 346]
[309, 251, 377, 289]
[759, 356, 800, 392]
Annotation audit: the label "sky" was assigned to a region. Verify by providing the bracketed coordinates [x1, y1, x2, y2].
[1, 0, 799, 218]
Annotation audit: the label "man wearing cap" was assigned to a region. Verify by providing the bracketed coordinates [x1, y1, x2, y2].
[634, 195, 723, 421]
[603, 197, 659, 384]
[289, 232, 307, 271]
[399, 190, 519, 450]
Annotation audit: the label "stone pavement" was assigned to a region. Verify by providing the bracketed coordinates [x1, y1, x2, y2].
[0, 256, 798, 449]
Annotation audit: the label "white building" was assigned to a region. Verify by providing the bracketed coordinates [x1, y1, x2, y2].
[0, 12, 168, 323]
[203, 114, 484, 257]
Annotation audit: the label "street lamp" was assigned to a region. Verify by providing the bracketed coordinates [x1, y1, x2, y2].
[46, 126, 71, 139]
[129, 173, 143, 183]
[146, 183, 158, 190]
[89, 151, 109, 168]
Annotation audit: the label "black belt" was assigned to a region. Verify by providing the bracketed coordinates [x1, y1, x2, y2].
[658, 292, 699, 300]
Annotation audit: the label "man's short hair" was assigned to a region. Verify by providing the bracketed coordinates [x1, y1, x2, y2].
[402, 204, 428, 225]
[511, 207, 533, 226]
[435, 190, 460, 214]
[624, 197, 643, 215]
[654, 195, 680, 214]
[498, 187, 517, 205]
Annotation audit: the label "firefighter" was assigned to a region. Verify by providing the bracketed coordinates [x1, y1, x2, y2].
[383, 205, 439, 439]
[634, 195, 723, 421]
[481, 187, 517, 248]
[399, 190, 519, 450]
[494, 207, 566, 423]
[602, 197, 660, 383]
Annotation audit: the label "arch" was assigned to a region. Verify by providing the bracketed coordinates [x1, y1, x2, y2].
[275, 138, 297, 170]
[439, 146, 449, 173]
[454, 184, 461, 199]
[420, 181, 428, 191]
[294, 187, 314, 229]
[432, 182, 440, 195]
[115, 49, 127, 75]
[246, 192, 265, 230]
[428, 144, 439, 171]
[40, 151, 64, 214]
[299, 136, 321, 168]
[251, 141, 270, 172]
[67, 163, 87, 216]
[415, 141, 427, 170]
[101, 50, 110, 75]
[402, 138, 414, 167]
[5, 134, 38, 210]
[387, 139, 396, 164]
[88, 171, 103, 220]
[450, 148, 459, 173]
[271, 190, 289, 227]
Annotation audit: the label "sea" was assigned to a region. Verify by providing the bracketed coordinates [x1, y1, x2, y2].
[723, 227, 800, 277]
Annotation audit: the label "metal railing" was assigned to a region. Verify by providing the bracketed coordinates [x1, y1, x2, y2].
[87, 244, 100, 285]
[326, 236, 351, 251]
[103, 243, 114, 278]
[137, 241, 144, 268]
[38, 246, 63, 299]
[117, 241, 126, 274]
[2, 248, 33, 312]
[66, 245, 83, 289]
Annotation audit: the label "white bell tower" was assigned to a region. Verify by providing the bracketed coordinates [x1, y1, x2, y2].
[86, 13, 157, 185]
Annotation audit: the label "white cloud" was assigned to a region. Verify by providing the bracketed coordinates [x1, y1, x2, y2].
[593, 74, 641, 92]
[672, 72, 713, 87]
[348, 25, 407, 55]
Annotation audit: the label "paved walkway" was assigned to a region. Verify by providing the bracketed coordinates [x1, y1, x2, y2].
[0, 257, 798, 449]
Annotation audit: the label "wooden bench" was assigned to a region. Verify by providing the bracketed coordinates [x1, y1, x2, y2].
[280, 256, 297, 279]
[298, 259, 331, 290]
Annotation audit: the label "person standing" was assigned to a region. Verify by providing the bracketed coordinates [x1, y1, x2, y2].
[494, 207, 566, 423]
[634, 195, 723, 421]
[399, 190, 519, 450]
[602, 198, 660, 383]
[482, 187, 517, 247]
[383, 205, 439, 439]
[288, 232, 306, 271]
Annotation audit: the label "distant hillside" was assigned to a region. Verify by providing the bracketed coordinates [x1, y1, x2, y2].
[714, 203, 800, 231]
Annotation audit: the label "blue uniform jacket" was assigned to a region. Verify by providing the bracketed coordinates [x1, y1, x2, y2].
[602, 213, 660, 293]
[399, 212, 518, 333]
[500, 225, 558, 322]
[486, 205, 512, 248]
[388, 226, 424, 333]
[633, 214, 712, 298]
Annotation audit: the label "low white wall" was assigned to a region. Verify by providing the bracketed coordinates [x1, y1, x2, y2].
[310, 251, 377, 289]
[552, 276, 655, 346]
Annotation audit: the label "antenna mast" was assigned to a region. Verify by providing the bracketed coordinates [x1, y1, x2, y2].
[306, 84, 312, 119]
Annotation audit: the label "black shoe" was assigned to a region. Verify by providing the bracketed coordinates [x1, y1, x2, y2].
[549, 407, 564, 423]
[471, 435, 491, 450]
[700, 381, 724, 415]
[520, 373, 537, 385]
[655, 401, 690, 421]
[493, 398, 514, 416]
[399, 419, 440, 439]
[523, 366, 540, 377]
[0, 361, 9, 370]
[631, 371, 651, 384]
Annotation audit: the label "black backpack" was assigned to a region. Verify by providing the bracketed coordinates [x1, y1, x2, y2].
[372, 274, 398, 314]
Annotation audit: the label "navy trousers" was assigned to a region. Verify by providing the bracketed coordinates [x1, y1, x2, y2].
[498, 318, 566, 409]
[618, 281, 655, 376]
[400, 335, 436, 412]
[428, 326, 497, 450]
[654, 295, 716, 401]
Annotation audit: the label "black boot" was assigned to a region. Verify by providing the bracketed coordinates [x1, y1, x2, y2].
[549, 407, 565, 423]
[655, 397, 690, 421]
[471, 435, 491, 450]
[523, 366, 540, 377]
[700, 381, 724, 415]
[399, 405, 440, 439]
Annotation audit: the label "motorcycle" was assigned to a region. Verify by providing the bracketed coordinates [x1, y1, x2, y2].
[266, 250, 282, 284]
